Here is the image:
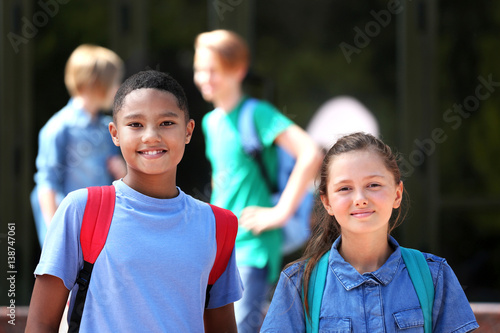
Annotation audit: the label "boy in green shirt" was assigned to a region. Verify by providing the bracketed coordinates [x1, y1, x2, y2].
[194, 29, 322, 332]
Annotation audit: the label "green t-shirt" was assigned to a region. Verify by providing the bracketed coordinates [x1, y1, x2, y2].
[202, 97, 293, 283]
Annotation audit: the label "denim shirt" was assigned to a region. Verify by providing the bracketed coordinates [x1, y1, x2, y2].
[34, 99, 119, 195]
[31, 99, 120, 244]
[261, 236, 478, 333]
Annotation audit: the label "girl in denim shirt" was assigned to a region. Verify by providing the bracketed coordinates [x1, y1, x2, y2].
[261, 132, 478, 332]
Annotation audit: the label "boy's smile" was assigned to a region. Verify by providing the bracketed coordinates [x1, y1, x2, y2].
[109, 88, 194, 195]
[139, 149, 166, 157]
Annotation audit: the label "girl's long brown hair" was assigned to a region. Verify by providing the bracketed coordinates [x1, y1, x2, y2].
[288, 132, 408, 319]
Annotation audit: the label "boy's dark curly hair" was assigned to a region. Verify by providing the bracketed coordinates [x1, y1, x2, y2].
[113, 70, 189, 121]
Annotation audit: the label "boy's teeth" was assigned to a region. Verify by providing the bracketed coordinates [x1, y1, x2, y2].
[143, 150, 163, 155]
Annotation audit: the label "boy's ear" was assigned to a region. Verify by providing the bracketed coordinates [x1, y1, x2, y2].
[320, 194, 334, 216]
[235, 65, 248, 82]
[185, 119, 195, 144]
[109, 122, 120, 146]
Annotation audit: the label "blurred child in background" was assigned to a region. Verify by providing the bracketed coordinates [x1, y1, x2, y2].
[31, 44, 126, 246]
[193, 29, 322, 332]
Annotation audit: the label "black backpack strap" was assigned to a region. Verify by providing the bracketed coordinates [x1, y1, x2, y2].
[68, 261, 94, 332]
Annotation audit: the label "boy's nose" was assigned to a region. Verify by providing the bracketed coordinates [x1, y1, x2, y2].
[142, 128, 161, 143]
[195, 71, 210, 85]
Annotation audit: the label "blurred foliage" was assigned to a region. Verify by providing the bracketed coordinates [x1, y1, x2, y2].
[28, 0, 500, 301]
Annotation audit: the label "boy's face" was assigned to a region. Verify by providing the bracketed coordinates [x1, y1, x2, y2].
[193, 47, 243, 103]
[109, 88, 194, 179]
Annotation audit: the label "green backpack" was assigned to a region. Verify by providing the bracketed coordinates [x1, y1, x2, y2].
[304, 247, 434, 333]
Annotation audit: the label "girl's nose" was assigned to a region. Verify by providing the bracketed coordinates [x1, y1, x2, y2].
[354, 191, 368, 207]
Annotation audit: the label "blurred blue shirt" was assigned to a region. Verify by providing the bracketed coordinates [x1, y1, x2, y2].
[261, 236, 479, 333]
[31, 99, 120, 245]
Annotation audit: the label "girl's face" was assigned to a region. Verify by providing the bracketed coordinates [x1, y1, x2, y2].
[320, 149, 403, 237]
[193, 47, 242, 103]
[109, 88, 194, 181]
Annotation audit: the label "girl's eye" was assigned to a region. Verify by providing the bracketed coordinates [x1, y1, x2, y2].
[338, 186, 351, 192]
[368, 183, 381, 188]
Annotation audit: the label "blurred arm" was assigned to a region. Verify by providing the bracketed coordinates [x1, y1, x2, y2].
[273, 124, 323, 221]
[38, 189, 58, 228]
[240, 124, 323, 234]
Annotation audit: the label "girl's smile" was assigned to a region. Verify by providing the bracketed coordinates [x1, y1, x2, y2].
[350, 209, 375, 219]
[321, 149, 403, 236]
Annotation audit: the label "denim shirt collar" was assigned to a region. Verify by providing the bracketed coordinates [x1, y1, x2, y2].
[330, 235, 402, 291]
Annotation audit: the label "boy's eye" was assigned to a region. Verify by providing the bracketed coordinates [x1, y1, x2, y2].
[161, 121, 174, 126]
[128, 122, 142, 128]
[368, 183, 381, 188]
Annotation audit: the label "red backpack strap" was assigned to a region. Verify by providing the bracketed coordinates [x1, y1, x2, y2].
[69, 185, 116, 332]
[80, 185, 116, 263]
[205, 204, 238, 308]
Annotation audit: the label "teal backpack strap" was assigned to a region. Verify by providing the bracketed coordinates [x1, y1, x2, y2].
[400, 247, 434, 333]
[303, 250, 330, 333]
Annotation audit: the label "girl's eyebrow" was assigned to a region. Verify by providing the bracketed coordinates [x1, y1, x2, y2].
[333, 174, 387, 185]
[365, 174, 386, 179]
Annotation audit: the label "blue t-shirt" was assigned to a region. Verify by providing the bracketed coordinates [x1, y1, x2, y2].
[261, 236, 479, 333]
[31, 99, 120, 245]
[35, 180, 243, 332]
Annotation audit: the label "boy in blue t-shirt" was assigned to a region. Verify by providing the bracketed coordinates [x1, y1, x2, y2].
[26, 70, 243, 332]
